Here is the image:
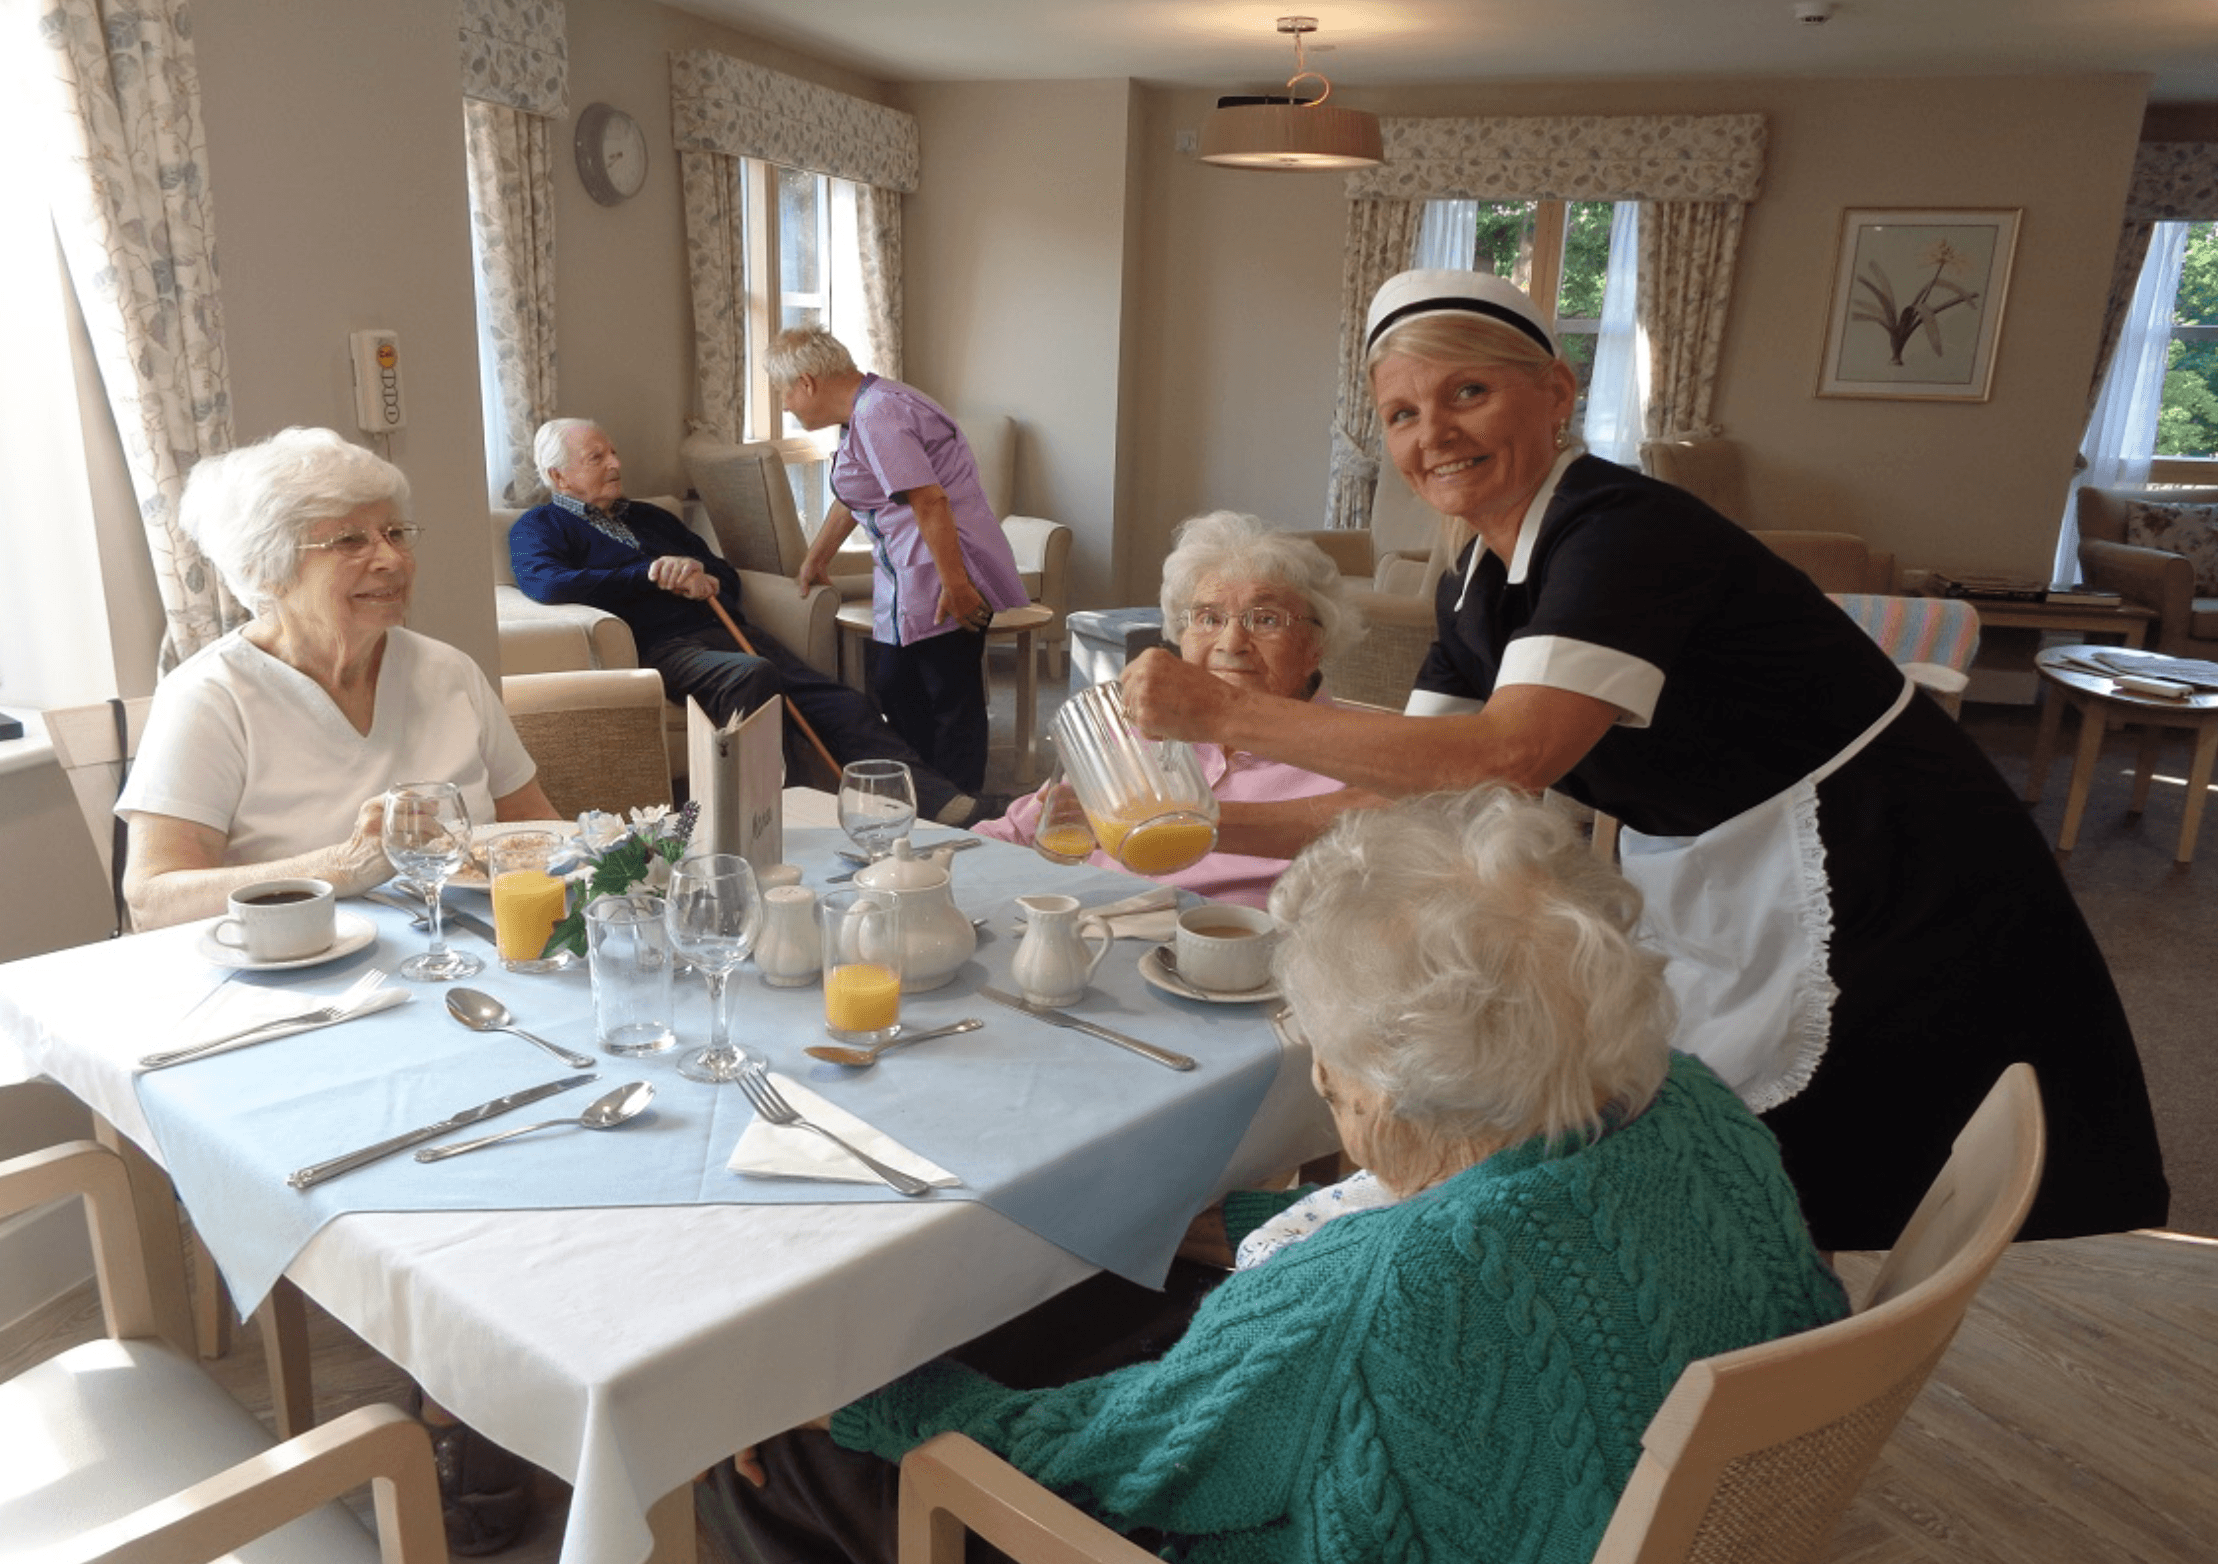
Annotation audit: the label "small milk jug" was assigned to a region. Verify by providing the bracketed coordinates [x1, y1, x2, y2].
[1011, 894, 1113, 1008]
[755, 884, 821, 988]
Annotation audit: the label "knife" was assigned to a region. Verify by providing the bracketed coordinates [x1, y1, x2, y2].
[287, 1072, 598, 1190]
[364, 888, 501, 946]
[977, 986, 1196, 1071]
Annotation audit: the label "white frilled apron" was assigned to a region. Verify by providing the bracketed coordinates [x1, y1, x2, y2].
[1617, 675, 1915, 1114]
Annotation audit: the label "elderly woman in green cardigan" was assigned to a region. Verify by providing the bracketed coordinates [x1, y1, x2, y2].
[722, 786, 1848, 1564]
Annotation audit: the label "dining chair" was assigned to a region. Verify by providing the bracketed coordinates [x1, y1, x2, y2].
[0, 1138, 447, 1563]
[893, 1064, 2045, 1564]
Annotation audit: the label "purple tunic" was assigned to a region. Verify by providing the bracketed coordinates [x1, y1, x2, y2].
[830, 376, 1027, 645]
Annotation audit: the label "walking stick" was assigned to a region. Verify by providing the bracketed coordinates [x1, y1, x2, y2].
[704, 595, 844, 782]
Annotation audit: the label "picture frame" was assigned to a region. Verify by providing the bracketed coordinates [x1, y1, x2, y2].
[1816, 207, 2020, 401]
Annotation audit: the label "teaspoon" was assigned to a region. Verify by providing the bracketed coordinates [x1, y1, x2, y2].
[446, 988, 595, 1068]
[804, 1017, 984, 1069]
[416, 1081, 655, 1160]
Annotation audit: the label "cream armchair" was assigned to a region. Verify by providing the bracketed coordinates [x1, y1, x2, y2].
[2076, 484, 2218, 658]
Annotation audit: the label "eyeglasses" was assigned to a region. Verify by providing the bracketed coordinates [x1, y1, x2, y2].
[298, 523, 422, 559]
[1179, 605, 1319, 638]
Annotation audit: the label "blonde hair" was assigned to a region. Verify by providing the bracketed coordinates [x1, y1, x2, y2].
[764, 327, 858, 390]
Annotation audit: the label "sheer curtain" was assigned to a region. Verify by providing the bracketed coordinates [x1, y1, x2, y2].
[1412, 199, 1477, 270]
[1583, 202, 1645, 466]
[2053, 222, 2188, 581]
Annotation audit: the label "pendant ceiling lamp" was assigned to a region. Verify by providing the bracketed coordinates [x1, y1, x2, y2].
[1199, 16, 1383, 171]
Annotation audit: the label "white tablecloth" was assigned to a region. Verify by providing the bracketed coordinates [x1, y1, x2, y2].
[0, 792, 1335, 1564]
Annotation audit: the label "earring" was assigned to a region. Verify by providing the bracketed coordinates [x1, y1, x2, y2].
[1553, 422, 1569, 451]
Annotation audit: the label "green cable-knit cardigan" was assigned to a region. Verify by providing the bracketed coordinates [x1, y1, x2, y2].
[832, 1053, 1849, 1563]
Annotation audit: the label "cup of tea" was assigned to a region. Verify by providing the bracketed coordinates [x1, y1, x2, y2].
[211, 878, 336, 963]
[1172, 904, 1280, 994]
[488, 831, 570, 973]
[819, 888, 902, 1044]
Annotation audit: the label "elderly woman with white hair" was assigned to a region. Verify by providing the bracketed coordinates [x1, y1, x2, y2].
[119, 426, 554, 933]
[711, 787, 1847, 1564]
[976, 510, 1366, 905]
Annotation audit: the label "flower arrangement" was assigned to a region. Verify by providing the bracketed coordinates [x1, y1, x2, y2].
[539, 802, 699, 959]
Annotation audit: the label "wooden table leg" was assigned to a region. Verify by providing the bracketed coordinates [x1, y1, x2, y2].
[644, 1479, 697, 1563]
[257, 1276, 315, 1438]
[2059, 696, 2106, 852]
[2131, 724, 2163, 815]
[90, 1116, 195, 1357]
[1012, 625, 1039, 787]
[2027, 681, 2066, 804]
[2177, 719, 2218, 865]
[192, 1227, 233, 1360]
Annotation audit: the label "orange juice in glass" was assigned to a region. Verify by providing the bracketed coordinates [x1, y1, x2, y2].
[488, 831, 570, 972]
[819, 888, 903, 1042]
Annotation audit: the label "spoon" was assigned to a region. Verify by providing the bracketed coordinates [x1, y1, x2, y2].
[835, 839, 983, 867]
[804, 1017, 985, 1069]
[415, 1081, 655, 1161]
[446, 988, 596, 1068]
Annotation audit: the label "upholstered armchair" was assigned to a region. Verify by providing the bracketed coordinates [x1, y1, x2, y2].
[2075, 485, 2218, 658]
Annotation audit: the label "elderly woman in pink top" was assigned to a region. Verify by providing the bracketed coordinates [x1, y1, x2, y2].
[784, 327, 1028, 795]
[978, 511, 1363, 907]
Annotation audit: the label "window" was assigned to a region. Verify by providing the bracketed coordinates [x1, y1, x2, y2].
[740, 162, 876, 533]
[2151, 219, 2218, 484]
[1415, 198, 1641, 459]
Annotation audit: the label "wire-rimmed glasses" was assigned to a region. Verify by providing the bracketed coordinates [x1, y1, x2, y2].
[382, 781, 480, 981]
[299, 523, 423, 558]
[664, 854, 764, 1084]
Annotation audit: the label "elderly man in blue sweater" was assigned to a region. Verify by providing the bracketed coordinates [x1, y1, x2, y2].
[509, 419, 999, 825]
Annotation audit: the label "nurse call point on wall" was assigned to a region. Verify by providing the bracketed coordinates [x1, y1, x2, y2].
[350, 329, 406, 432]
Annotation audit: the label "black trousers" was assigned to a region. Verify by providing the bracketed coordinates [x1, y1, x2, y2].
[868, 626, 991, 796]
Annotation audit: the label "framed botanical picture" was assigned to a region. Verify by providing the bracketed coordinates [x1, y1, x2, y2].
[1816, 208, 2021, 401]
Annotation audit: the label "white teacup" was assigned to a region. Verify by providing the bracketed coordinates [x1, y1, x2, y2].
[1172, 904, 1280, 994]
[212, 878, 336, 963]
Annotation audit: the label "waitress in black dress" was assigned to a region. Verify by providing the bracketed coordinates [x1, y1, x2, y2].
[1123, 268, 2166, 1250]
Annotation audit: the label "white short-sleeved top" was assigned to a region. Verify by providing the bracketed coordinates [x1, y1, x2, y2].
[117, 627, 536, 866]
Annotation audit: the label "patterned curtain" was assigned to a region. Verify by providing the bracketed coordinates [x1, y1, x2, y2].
[464, 101, 558, 505]
[2086, 143, 2218, 414]
[857, 184, 904, 382]
[669, 48, 919, 193]
[40, 0, 240, 669]
[1328, 199, 1425, 529]
[1335, 114, 1767, 524]
[1637, 201, 1747, 441]
[680, 149, 747, 441]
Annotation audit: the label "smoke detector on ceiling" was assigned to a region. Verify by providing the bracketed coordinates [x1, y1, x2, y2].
[1794, 2, 1835, 24]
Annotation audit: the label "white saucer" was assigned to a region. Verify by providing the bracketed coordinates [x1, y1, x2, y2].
[197, 911, 379, 972]
[1139, 945, 1279, 1005]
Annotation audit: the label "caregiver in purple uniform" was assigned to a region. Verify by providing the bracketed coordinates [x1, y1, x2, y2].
[784, 327, 1027, 794]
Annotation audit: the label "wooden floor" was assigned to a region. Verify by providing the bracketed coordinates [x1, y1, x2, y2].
[4, 1229, 2212, 1562]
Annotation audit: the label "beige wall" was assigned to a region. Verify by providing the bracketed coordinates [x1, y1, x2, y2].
[1100, 72, 2151, 601]
[897, 80, 1140, 606]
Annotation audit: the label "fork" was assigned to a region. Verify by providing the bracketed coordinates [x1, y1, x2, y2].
[140, 969, 388, 1070]
[734, 1065, 934, 1197]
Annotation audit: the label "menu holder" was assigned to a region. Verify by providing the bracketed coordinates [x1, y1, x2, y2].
[686, 695, 784, 876]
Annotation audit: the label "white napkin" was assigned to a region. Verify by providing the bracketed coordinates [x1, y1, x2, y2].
[1018, 885, 1181, 942]
[727, 1073, 961, 1188]
[178, 978, 409, 1058]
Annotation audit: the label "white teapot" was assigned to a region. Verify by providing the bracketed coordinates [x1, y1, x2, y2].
[850, 838, 977, 991]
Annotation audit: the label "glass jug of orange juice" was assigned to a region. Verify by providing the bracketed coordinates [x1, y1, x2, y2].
[1048, 682, 1218, 876]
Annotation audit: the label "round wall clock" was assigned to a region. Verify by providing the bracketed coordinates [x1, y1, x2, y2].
[574, 102, 648, 206]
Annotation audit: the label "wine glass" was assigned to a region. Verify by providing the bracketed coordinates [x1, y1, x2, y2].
[664, 854, 764, 1084]
[838, 760, 917, 862]
[382, 781, 481, 981]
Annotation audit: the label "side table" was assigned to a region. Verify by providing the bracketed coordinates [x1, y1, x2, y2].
[2026, 645, 2218, 864]
[835, 602, 1053, 787]
[1956, 596, 2156, 647]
